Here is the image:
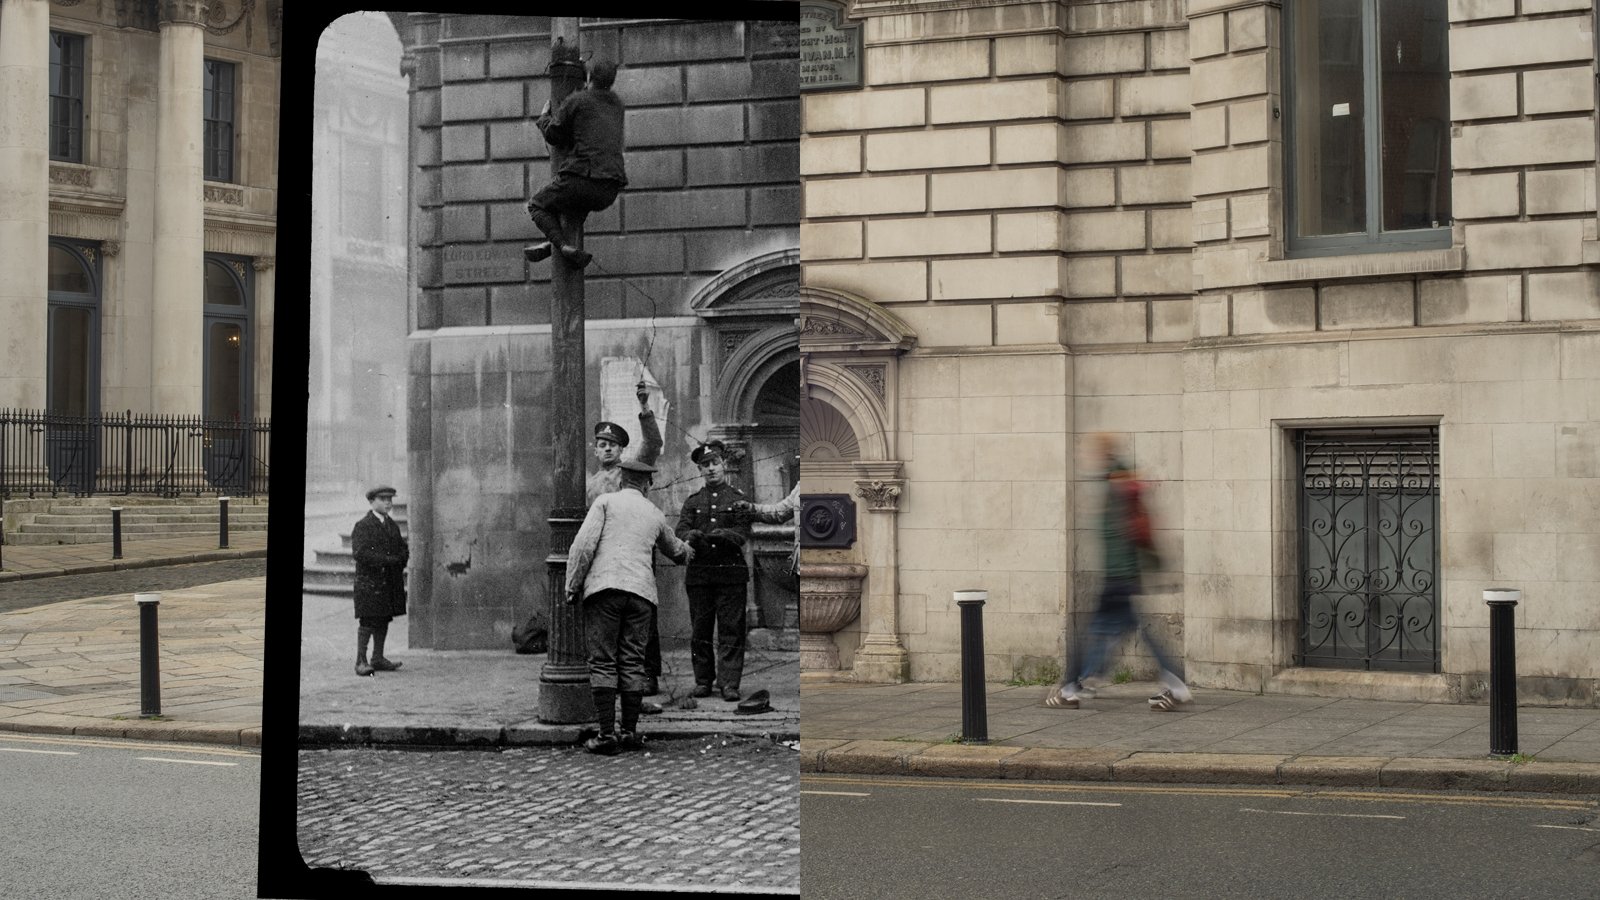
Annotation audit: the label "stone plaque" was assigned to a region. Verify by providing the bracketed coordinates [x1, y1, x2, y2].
[800, 493, 856, 549]
[443, 244, 523, 284]
[799, 1, 862, 92]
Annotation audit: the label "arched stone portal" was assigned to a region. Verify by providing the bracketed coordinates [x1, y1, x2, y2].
[691, 249, 801, 644]
[800, 286, 916, 683]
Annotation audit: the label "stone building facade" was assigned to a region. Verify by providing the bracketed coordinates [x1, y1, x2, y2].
[392, 14, 800, 649]
[0, 0, 280, 421]
[304, 12, 408, 541]
[799, 0, 1600, 705]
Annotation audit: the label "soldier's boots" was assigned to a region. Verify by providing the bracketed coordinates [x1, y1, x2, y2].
[584, 732, 620, 756]
[355, 660, 375, 677]
[370, 656, 403, 672]
[617, 730, 645, 752]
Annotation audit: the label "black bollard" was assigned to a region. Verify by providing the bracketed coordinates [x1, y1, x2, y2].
[137, 593, 162, 718]
[1, 514, 5, 572]
[1485, 588, 1520, 757]
[218, 496, 230, 549]
[111, 507, 123, 560]
[956, 589, 989, 745]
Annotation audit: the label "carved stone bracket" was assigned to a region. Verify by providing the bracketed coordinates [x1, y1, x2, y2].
[102, 241, 121, 257]
[204, 184, 244, 206]
[855, 479, 903, 512]
[843, 364, 885, 402]
[254, 255, 274, 271]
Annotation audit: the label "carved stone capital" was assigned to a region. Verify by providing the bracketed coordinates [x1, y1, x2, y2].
[101, 241, 121, 258]
[854, 479, 903, 512]
[253, 255, 274, 271]
[159, 0, 209, 26]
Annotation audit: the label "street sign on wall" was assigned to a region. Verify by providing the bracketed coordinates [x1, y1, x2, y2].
[800, 1, 862, 92]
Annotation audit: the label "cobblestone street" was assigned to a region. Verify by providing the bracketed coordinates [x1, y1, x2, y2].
[297, 736, 799, 890]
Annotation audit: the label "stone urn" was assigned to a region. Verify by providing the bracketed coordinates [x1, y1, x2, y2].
[798, 562, 867, 672]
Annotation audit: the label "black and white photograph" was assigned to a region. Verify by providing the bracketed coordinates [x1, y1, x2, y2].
[290, 8, 801, 893]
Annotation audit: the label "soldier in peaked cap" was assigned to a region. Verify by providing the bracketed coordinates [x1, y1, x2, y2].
[676, 440, 755, 702]
[586, 382, 663, 506]
[566, 458, 692, 755]
[351, 486, 408, 677]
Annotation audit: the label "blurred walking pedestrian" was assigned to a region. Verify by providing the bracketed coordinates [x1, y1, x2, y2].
[1049, 434, 1192, 712]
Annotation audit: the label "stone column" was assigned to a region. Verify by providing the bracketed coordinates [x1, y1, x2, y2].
[150, 0, 208, 415]
[253, 256, 273, 420]
[852, 465, 910, 683]
[0, 0, 52, 408]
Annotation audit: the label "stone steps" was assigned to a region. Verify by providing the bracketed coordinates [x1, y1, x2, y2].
[300, 504, 409, 597]
[3, 497, 269, 545]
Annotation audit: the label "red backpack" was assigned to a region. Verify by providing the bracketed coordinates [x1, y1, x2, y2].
[1124, 479, 1154, 550]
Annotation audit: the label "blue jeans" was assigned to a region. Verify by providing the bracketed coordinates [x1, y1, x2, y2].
[1062, 576, 1178, 688]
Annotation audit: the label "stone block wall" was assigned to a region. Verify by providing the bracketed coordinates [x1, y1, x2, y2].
[402, 15, 799, 649]
[413, 16, 799, 329]
[802, 0, 1600, 701]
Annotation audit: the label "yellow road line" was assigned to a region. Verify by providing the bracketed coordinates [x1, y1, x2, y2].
[801, 775, 1596, 811]
[0, 732, 257, 758]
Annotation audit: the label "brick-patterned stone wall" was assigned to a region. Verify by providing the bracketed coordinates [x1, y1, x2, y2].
[415, 16, 798, 328]
[403, 15, 799, 649]
[803, 0, 1600, 701]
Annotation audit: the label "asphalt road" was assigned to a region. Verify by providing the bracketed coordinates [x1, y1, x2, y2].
[0, 732, 261, 899]
[296, 737, 799, 891]
[0, 559, 267, 612]
[800, 774, 1600, 900]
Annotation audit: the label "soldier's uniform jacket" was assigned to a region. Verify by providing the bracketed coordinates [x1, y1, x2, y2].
[352, 510, 408, 619]
[676, 482, 750, 587]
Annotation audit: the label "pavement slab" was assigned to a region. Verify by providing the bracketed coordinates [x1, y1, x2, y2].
[801, 680, 1600, 794]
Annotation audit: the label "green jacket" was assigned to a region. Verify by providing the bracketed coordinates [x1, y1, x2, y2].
[1100, 472, 1141, 580]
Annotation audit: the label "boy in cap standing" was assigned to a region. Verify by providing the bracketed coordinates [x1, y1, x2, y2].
[351, 486, 408, 676]
[566, 460, 692, 755]
[676, 441, 754, 702]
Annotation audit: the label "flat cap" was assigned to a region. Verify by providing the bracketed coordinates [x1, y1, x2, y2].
[619, 459, 656, 474]
[366, 486, 397, 501]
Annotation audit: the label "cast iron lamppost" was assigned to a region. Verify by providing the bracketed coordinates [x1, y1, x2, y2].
[539, 18, 594, 724]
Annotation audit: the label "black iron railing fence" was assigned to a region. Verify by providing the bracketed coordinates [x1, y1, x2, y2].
[0, 409, 270, 498]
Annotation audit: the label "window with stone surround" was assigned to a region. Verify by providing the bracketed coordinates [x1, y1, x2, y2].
[1284, 0, 1452, 257]
[49, 31, 86, 164]
[203, 59, 236, 183]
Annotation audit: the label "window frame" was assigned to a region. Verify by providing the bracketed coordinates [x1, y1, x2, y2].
[202, 254, 253, 422]
[203, 58, 238, 183]
[46, 240, 102, 417]
[1282, 0, 1454, 259]
[49, 30, 87, 164]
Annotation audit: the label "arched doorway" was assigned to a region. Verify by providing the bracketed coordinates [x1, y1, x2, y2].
[46, 240, 100, 493]
[202, 254, 253, 492]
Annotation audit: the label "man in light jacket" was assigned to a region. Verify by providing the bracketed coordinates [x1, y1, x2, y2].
[565, 460, 692, 755]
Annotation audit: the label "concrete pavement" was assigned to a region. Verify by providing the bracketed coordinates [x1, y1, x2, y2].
[0, 535, 798, 748]
[800, 679, 1600, 794]
[298, 593, 800, 746]
[0, 530, 268, 581]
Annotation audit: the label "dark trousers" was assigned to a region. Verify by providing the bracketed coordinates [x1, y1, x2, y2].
[646, 605, 661, 679]
[688, 582, 747, 691]
[527, 174, 620, 247]
[583, 589, 653, 692]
